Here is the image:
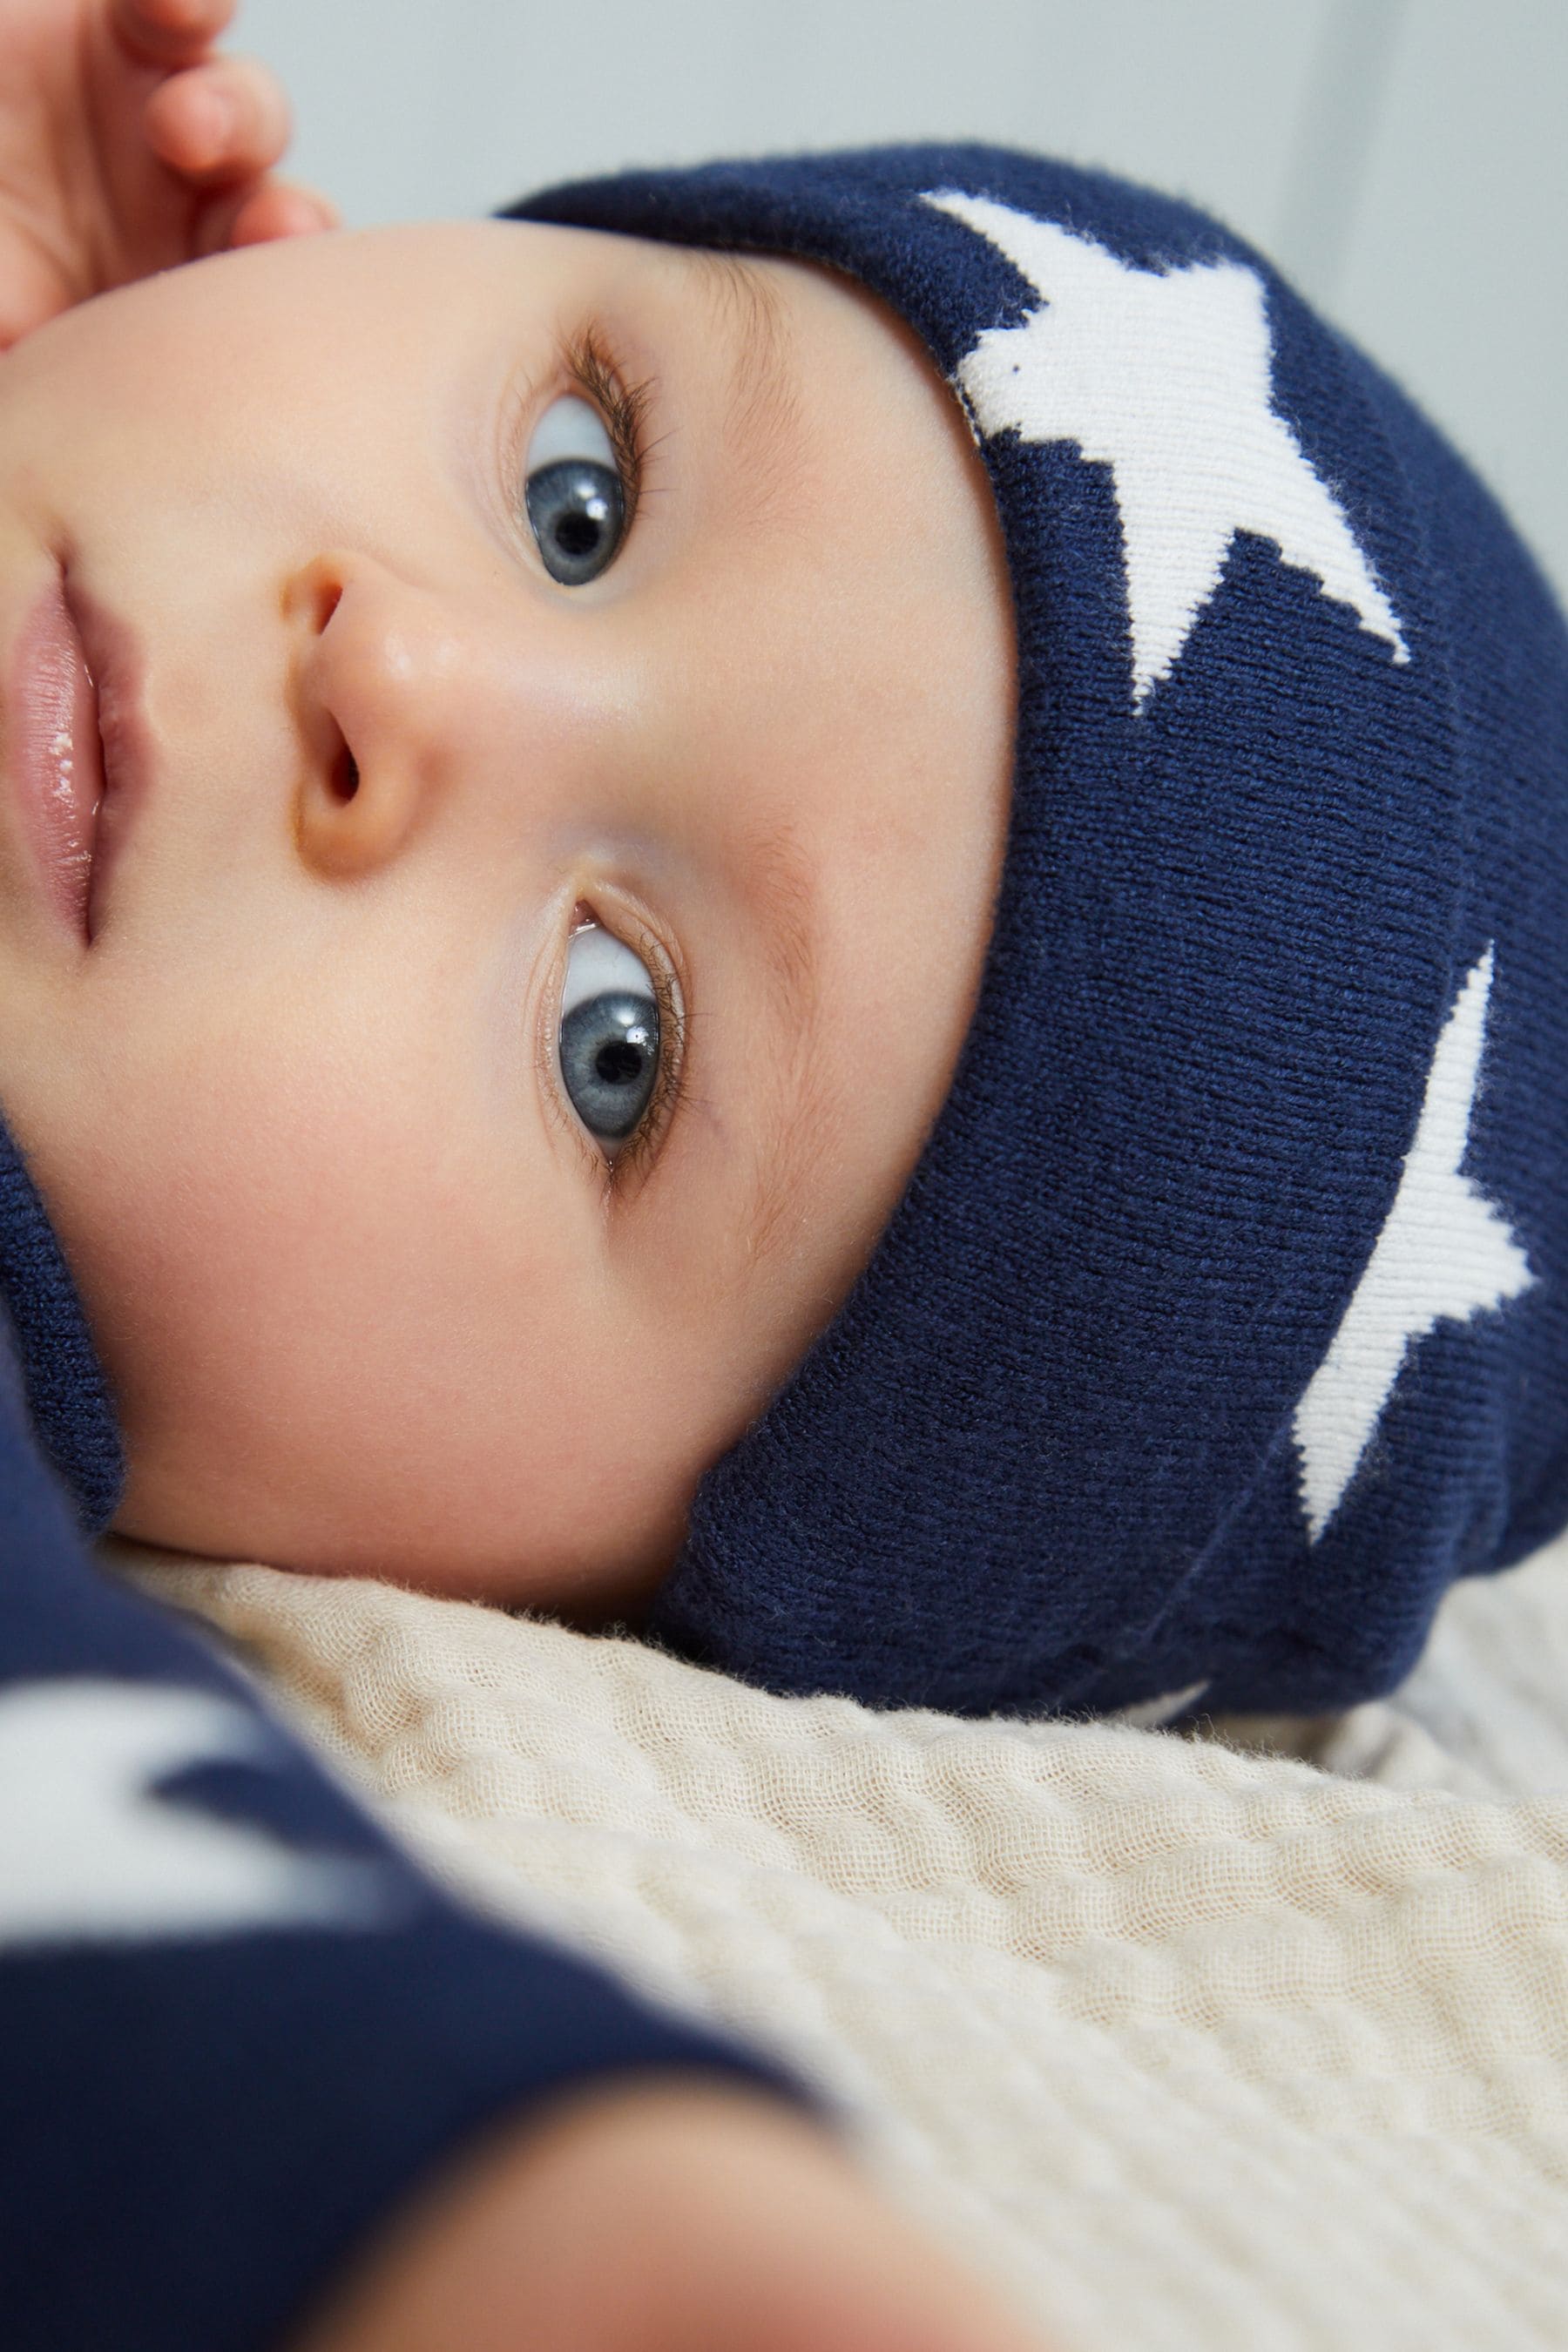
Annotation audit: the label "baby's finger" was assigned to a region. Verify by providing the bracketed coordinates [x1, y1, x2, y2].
[143, 54, 292, 185]
[220, 179, 341, 250]
[112, 0, 238, 69]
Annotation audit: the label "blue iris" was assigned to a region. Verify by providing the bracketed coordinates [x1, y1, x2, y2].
[558, 988, 659, 1143]
[525, 460, 625, 585]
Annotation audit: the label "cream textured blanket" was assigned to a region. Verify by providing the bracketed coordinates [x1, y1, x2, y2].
[116, 1534, 1568, 2352]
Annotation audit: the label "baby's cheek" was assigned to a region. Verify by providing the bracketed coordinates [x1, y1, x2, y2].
[67, 1015, 693, 1593]
[64, 1037, 433, 1500]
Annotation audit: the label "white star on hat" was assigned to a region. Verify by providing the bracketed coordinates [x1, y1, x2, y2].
[0, 1680, 398, 1951]
[925, 190, 1409, 706]
[1293, 945, 1535, 1542]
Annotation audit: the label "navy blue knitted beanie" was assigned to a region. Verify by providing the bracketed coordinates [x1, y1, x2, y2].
[507, 145, 1568, 1724]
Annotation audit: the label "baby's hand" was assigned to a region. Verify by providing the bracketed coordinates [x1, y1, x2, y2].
[0, 0, 335, 353]
[290, 2076, 1051, 2352]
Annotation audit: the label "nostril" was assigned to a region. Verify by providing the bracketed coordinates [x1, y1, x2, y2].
[329, 742, 360, 803]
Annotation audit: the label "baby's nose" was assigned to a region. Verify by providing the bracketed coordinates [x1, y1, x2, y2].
[285, 553, 486, 880]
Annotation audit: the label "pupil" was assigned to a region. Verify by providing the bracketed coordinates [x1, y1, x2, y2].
[556, 511, 601, 558]
[595, 1039, 645, 1085]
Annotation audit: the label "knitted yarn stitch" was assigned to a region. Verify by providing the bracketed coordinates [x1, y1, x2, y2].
[0, 1115, 123, 1534]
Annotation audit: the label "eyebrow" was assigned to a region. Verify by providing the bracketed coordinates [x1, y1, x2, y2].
[691, 251, 804, 516]
[680, 266, 828, 1268]
[727, 821, 835, 1273]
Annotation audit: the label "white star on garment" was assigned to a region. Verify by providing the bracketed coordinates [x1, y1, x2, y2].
[0, 1680, 399, 1953]
[1293, 945, 1535, 1543]
[923, 191, 1409, 706]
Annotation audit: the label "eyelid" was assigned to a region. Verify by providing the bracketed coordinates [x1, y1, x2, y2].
[537, 896, 688, 1197]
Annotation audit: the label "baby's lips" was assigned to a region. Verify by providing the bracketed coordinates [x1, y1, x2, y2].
[4, 571, 105, 941]
[65, 572, 157, 944]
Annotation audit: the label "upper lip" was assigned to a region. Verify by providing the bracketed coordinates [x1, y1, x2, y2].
[63, 567, 153, 943]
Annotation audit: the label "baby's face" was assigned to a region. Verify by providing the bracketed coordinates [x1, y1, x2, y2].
[0, 220, 1012, 1617]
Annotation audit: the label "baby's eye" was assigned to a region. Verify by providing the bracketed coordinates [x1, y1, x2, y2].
[558, 923, 661, 1154]
[524, 395, 626, 585]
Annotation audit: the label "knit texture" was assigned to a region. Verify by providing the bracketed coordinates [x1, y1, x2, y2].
[122, 1531, 1568, 2352]
[509, 145, 1568, 1721]
[0, 1118, 123, 1532]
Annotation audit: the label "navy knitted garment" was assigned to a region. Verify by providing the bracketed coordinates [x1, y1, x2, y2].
[0, 1119, 122, 1534]
[509, 145, 1568, 1724]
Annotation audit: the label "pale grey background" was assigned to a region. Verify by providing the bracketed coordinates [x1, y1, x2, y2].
[246, 0, 1567, 599]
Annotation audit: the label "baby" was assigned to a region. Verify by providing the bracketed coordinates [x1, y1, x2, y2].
[3, 1, 1566, 2348]
[0, 151, 1015, 1622]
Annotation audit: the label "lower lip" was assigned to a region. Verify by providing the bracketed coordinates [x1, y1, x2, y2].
[4, 577, 106, 941]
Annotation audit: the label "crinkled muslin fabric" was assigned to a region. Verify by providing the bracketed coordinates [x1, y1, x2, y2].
[122, 1538, 1568, 2352]
[504, 146, 1568, 1724]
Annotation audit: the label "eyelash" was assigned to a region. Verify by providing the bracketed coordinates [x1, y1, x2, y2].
[560, 327, 652, 527]
[498, 323, 653, 567]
